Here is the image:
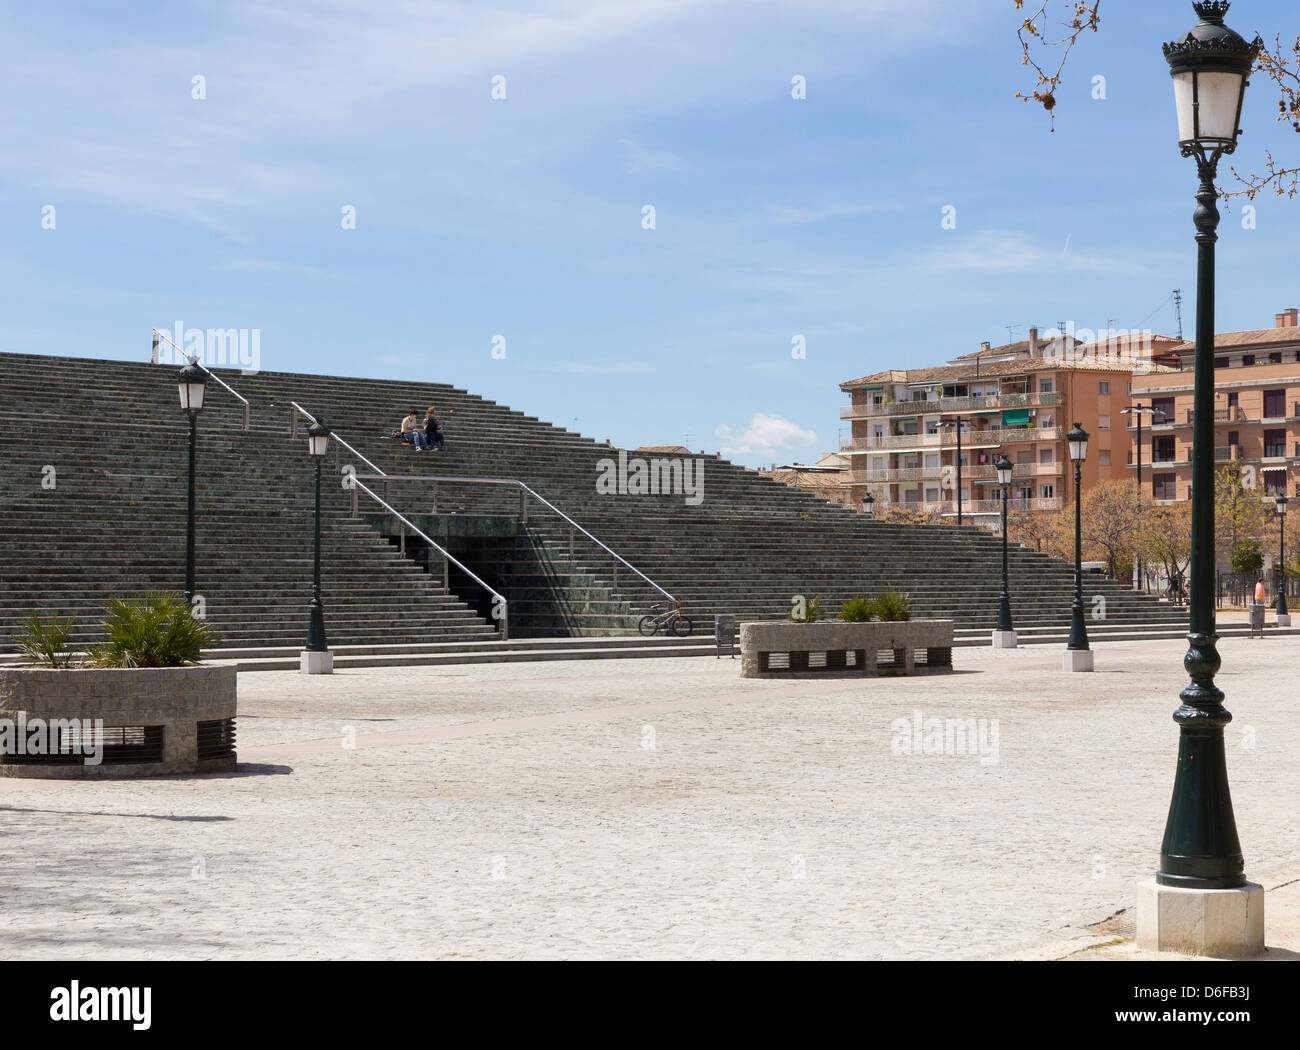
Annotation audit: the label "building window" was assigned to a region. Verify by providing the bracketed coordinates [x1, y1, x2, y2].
[1228, 391, 1239, 407]
[1265, 429, 1287, 458]
[1243, 354, 1256, 366]
[1016, 450, 1032, 465]
[1228, 430, 1239, 449]
[1098, 380, 1110, 395]
[1153, 436, 1177, 463]
[1039, 378, 1053, 393]
[1098, 414, 1110, 430]
[1152, 396, 1175, 422]
[1263, 471, 1288, 496]
[1270, 352, 1283, 364]
[1215, 356, 1229, 368]
[1038, 447, 1054, 464]
[1264, 389, 1285, 419]
[1099, 449, 1110, 465]
[1152, 473, 1178, 500]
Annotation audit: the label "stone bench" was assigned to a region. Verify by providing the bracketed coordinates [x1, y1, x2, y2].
[739, 620, 954, 679]
[0, 665, 237, 778]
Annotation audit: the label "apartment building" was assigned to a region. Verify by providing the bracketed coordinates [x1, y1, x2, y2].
[1129, 308, 1300, 502]
[838, 328, 1182, 525]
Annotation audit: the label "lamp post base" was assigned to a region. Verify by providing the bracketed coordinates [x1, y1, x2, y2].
[991, 629, 1018, 649]
[1136, 878, 1264, 957]
[1277, 613, 1291, 627]
[300, 649, 334, 675]
[1062, 648, 1094, 672]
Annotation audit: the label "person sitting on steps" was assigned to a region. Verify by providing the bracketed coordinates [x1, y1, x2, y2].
[402, 408, 428, 450]
[424, 406, 445, 451]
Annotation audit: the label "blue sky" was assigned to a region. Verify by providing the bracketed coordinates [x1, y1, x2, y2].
[2, 0, 1297, 466]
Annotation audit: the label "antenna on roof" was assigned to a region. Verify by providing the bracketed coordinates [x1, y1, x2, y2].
[1172, 289, 1183, 341]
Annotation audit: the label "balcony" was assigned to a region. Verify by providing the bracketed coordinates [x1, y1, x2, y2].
[886, 497, 1065, 516]
[840, 390, 1061, 420]
[840, 426, 1062, 454]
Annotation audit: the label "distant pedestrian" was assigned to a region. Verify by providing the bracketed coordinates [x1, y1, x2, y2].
[424, 406, 445, 452]
[402, 408, 427, 450]
[1255, 579, 1266, 605]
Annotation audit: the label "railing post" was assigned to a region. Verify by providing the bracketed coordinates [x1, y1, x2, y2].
[431, 481, 438, 515]
[568, 527, 574, 562]
[350, 481, 358, 518]
[442, 553, 449, 591]
[243, 403, 250, 431]
[290, 408, 298, 438]
[519, 486, 528, 524]
[399, 521, 406, 556]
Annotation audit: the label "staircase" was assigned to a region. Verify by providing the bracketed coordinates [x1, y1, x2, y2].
[0, 350, 1179, 662]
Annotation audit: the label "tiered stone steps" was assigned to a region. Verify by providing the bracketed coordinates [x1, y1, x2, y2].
[0, 350, 1179, 658]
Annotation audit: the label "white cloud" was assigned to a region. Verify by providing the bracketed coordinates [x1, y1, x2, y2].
[714, 413, 817, 458]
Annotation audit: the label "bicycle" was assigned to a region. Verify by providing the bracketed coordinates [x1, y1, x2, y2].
[638, 602, 693, 637]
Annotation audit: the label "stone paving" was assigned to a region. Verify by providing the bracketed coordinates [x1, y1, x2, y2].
[1, 635, 1298, 960]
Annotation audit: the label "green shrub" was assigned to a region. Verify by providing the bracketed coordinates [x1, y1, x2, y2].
[789, 595, 824, 623]
[838, 596, 877, 622]
[1230, 541, 1264, 575]
[91, 593, 216, 668]
[875, 592, 913, 622]
[15, 613, 77, 669]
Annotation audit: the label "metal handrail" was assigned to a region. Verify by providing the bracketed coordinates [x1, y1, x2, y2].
[289, 402, 386, 477]
[348, 476, 508, 640]
[353, 472, 678, 606]
[151, 329, 250, 429]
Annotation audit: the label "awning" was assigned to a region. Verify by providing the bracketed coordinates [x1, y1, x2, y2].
[860, 386, 883, 392]
[1001, 409, 1030, 426]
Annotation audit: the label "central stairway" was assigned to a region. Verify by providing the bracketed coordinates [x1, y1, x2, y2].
[0, 350, 1178, 662]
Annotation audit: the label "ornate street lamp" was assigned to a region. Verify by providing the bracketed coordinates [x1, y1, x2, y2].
[1138, 1, 1264, 957]
[1064, 423, 1092, 672]
[177, 361, 207, 606]
[302, 418, 334, 674]
[861, 492, 875, 518]
[992, 453, 1017, 648]
[1275, 492, 1289, 625]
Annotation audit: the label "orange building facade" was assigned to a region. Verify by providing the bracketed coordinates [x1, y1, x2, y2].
[1129, 309, 1300, 502]
[839, 328, 1181, 526]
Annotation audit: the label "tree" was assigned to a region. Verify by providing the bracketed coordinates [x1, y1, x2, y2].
[1140, 500, 1194, 588]
[1014, 3, 1300, 199]
[1230, 539, 1265, 574]
[1214, 465, 1268, 564]
[1079, 478, 1146, 578]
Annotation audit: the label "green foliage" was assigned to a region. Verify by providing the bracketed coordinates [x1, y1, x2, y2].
[91, 593, 216, 668]
[1230, 540, 1265, 575]
[789, 595, 824, 623]
[838, 596, 878, 622]
[15, 613, 77, 669]
[874, 591, 913, 622]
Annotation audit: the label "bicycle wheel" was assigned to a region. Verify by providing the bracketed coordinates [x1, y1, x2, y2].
[638, 615, 660, 636]
[670, 615, 693, 637]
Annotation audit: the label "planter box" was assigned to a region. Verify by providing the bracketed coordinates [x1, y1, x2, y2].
[0, 665, 237, 778]
[739, 620, 954, 678]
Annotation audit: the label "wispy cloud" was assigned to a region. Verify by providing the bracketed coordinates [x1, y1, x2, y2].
[715, 413, 818, 458]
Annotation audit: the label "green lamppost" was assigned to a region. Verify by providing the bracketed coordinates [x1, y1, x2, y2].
[1064, 423, 1092, 671]
[176, 362, 208, 606]
[992, 453, 1017, 648]
[1139, 1, 1264, 957]
[301, 418, 334, 675]
[1275, 493, 1289, 625]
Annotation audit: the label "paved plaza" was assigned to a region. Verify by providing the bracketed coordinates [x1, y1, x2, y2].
[2, 636, 1299, 960]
